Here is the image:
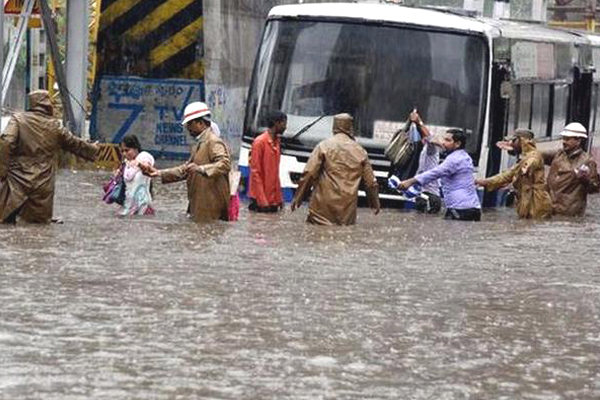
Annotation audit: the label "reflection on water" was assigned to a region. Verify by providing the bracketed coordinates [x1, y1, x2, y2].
[1, 170, 600, 399]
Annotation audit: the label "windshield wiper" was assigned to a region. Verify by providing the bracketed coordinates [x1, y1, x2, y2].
[285, 114, 327, 141]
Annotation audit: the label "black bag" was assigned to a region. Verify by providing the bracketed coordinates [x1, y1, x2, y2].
[384, 127, 416, 167]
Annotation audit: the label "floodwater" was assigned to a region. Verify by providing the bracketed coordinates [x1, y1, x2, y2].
[1, 169, 600, 400]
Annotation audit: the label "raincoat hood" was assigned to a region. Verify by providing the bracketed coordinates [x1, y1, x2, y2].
[27, 90, 54, 116]
[332, 113, 354, 139]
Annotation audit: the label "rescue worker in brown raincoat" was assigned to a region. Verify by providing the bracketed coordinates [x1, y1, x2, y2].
[476, 129, 552, 219]
[144, 102, 231, 222]
[543, 122, 599, 216]
[0, 90, 98, 224]
[290, 113, 380, 225]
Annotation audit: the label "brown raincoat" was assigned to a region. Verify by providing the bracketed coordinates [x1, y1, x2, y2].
[484, 139, 552, 219]
[0, 90, 98, 223]
[292, 114, 380, 225]
[545, 148, 600, 216]
[160, 127, 231, 222]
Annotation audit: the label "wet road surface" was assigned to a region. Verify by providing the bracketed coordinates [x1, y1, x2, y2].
[1, 169, 600, 399]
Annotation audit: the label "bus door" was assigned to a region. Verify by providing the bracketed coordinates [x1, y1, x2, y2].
[570, 67, 594, 138]
[483, 63, 510, 207]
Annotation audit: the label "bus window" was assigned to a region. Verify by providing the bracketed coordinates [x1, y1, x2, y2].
[507, 83, 519, 133]
[517, 84, 533, 129]
[553, 83, 569, 136]
[531, 84, 551, 138]
[591, 83, 600, 137]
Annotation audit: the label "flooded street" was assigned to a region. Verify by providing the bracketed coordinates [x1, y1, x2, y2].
[1, 169, 600, 399]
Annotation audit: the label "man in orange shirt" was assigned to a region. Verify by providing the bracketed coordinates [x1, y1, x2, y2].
[249, 111, 287, 212]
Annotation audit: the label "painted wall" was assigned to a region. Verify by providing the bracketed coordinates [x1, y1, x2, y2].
[91, 76, 204, 159]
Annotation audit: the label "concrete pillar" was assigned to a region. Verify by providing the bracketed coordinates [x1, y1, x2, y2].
[66, 0, 89, 136]
[29, 29, 40, 90]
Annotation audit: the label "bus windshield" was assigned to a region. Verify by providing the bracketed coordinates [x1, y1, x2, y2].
[244, 19, 489, 162]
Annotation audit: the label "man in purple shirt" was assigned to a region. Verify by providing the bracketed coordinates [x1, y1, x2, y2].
[398, 129, 481, 221]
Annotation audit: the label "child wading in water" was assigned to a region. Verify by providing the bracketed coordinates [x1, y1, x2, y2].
[119, 135, 155, 216]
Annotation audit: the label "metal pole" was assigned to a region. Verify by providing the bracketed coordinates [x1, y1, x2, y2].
[0, 0, 4, 110]
[26, 29, 31, 107]
[38, 0, 76, 132]
[65, 0, 89, 137]
[1, 0, 35, 108]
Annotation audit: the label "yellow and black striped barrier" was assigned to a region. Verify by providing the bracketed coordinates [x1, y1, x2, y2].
[94, 143, 122, 170]
[97, 0, 203, 79]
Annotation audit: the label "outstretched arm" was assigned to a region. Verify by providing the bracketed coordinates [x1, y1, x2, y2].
[59, 124, 98, 161]
[478, 163, 519, 191]
[361, 159, 380, 215]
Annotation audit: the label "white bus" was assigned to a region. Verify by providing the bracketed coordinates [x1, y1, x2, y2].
[239, 2, 600, 206]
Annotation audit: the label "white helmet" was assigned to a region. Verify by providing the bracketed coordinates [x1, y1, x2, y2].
[181, 102, 211, 125]
[560, 122, 587, 138]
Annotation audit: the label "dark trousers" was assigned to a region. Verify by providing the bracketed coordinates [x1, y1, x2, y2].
[444, 208, 481, 221]
[415, 192, 442, 214]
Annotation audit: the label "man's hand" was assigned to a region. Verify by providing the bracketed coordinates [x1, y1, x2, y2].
[475, 178, 488, 187]
[575, 165, 590, 182]
[398, 180, 412, 190]
[183, 162, 195, 173]
[409, 110, 423, 126]
[195, 165, 207, 176]
[184, 162, 207, 176]
[290, 200, 299, 212]
[496, 140, 514, 151]
[140, 164, 160, 177]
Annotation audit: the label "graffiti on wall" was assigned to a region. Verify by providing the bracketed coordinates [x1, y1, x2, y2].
[91, 76, 204, 159]
[206, 84, 245, 156]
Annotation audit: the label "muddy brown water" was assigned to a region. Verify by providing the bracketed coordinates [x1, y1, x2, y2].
[1, 169, 599, 399]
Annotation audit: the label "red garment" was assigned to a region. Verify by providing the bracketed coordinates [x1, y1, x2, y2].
[228, 193, 240, 221]
[249, 131, 282, 207]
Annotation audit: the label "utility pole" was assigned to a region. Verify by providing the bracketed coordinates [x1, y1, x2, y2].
[1, 0, 36, 108]
[38, 0, 76, 132]
[65, 0, 89, 137]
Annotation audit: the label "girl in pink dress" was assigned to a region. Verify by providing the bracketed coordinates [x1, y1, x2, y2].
[120, 135, 155, 216]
